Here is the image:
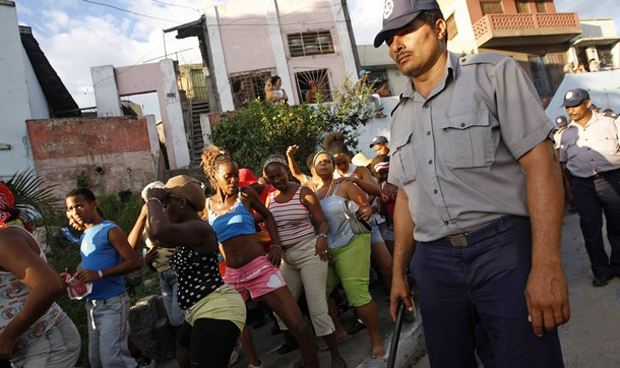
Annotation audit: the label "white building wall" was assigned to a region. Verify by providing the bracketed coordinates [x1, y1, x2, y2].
[0, 1, 47, 179]
[22, 47, 49, 119]
[441, 0, 479, 55]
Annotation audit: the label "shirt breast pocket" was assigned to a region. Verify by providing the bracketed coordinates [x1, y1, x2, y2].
[392, 132, 417, 184]
[440, 111, 494, 169]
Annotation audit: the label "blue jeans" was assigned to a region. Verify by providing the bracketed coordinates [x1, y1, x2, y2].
[411, 221, 564, 368]
[159, 269, 185, 326]
[11, 316, 81, 368]
[85, 293, 137, 368]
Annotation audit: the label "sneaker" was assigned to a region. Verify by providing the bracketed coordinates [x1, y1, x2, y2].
[136, 356, 156, 368]
[229, 341, 241, 366]
[346, 319, 366, 335]
[248, 362, 263, 368]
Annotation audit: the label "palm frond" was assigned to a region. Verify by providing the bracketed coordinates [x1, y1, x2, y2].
[2, 170, 62, 237]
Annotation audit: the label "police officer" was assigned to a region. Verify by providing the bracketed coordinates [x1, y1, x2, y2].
[559, 88, 620, 287]
[375, 0, 569, 367]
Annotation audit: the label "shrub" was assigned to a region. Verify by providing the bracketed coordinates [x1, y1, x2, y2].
[210, 76, 376, 175]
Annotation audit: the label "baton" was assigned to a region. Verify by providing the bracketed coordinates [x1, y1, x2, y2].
[387, 301, 406, 368]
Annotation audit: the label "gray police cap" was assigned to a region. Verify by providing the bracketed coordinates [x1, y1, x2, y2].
[562, 88, 590, 108]
[374, 0, 441, 48]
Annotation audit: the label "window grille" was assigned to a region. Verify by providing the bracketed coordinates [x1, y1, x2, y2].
[229, 69, 275, 102]
[294, 69, 332, 103]
[288, 31, 335, 57]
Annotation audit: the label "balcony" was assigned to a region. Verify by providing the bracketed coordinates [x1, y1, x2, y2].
[473, 12, 582, 48]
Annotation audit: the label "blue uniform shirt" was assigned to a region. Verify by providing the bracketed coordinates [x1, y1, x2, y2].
[80, 221, 126, 300]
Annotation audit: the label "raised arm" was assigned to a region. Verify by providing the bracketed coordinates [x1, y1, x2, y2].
[127, 204, 147, 250]
[145, 191, 217, 254]
[286, 145, 310, 185]
[0, 233, 64, 358]
[518, 139, 569, 337]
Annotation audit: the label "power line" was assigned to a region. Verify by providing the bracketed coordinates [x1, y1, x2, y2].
[81, 0, 183, 24]
[150, 0, 201, 13]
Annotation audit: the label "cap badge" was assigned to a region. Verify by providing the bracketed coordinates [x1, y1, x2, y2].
[565, 91, 573, 99]
[383, 0, 394, 19]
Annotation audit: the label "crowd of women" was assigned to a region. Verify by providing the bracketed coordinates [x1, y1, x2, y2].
[0, 131, 399, 368]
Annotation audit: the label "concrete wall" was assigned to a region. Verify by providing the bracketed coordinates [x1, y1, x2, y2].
[578, 18, 617, 38]
[91, 60, 191, 169]
[0, 1, 49, 179]
[26, 116, 162, 197]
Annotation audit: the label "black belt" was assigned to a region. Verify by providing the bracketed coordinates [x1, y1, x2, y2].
[586, 168, 620, 181]
[421, 216, 529, 247]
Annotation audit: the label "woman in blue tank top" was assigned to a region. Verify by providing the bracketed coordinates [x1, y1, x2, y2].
[201, 146, 320, 368]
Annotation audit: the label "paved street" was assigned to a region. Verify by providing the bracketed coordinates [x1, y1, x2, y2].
[414, 212, 620, 367]
[158, 212, 620, 368]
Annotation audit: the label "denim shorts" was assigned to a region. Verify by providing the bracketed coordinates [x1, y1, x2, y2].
[11, 316, 81, 368]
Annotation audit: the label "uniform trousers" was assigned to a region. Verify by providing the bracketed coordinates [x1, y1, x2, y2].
[571, 171, 620, 279]
[411, 221, 564, 368]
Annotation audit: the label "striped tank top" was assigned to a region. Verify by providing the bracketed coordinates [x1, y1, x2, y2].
[268, 185, 316, 247]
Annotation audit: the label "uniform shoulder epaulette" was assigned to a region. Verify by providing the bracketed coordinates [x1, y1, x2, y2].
[459, 53, 506, 66]
[391, 93, 406, 117]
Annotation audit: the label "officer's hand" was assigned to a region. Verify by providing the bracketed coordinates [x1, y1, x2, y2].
[525, 264, 570, 337]
[390, 273, 415, 322]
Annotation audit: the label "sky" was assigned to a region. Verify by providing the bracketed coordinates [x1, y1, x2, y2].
[13, 0, 620, 115]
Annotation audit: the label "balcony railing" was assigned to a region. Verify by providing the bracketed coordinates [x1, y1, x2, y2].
[473, 12, 581, 47]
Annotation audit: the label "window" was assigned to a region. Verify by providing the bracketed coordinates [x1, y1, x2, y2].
[480, 1, 503, 15]
[229, 69, 275, 102]
[516, 1, 530, 13]
[535, 1, 546, 12]
[447, 14, 458, 40]
[288, 31, 334, 57]
[596, 45, 614, 68]
[528, 55, 554, 96]
[295, 69, 332, 103]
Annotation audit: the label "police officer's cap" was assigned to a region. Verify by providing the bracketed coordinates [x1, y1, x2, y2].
[562, 89, 590, 108]
[555, 115, 568, 128]
[373, 0, 441, 48]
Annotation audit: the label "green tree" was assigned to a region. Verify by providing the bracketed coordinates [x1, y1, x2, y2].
[210, 76, 377, 175]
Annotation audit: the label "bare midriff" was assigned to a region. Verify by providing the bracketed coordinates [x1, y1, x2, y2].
[220, 234, 267, 269]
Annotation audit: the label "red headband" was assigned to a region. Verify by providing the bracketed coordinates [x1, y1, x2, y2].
[0, 183, 15, 223]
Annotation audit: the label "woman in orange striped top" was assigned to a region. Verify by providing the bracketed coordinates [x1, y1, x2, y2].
[263, 155, 346, 368]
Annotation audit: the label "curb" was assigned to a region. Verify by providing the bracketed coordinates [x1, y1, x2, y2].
[358, 311, 426, 368]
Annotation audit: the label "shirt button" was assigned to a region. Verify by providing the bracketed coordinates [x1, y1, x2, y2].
[428, 159, 433, 165]
[423, 103, 429, 109]
[426, 131, 431, 135]
[433, 189, 438, 194]
[460, 123, 465, 127]
[444, 220, 449, 225]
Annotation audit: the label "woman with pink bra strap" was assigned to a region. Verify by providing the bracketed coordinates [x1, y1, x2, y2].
[263, 155, 346, 368]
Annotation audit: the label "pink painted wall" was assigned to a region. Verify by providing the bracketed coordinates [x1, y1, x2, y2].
[216, 0, 351, 102]
[278, 0, 350, 101]
[27, 117, 163, 197]
[217, 0, 276, 74]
